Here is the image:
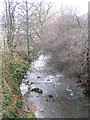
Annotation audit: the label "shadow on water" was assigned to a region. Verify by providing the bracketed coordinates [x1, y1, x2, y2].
[20, 51, 89, 118]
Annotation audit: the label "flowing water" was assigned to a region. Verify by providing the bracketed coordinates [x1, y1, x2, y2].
[20, 51, 89, 118]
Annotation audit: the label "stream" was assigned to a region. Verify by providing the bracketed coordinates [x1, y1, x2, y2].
[20, 51, 89, 118]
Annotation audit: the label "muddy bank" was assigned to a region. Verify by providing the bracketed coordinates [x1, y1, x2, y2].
[20, 51, 89, 118]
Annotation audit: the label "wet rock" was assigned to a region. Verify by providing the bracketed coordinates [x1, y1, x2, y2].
[46, 94, 54, 101]
[45, 78, 52, 82]
[39, 89, 43, 94]
[37, 76, 41, 78]
[31, 87, 39, 91]
[67, 88, 72, 92]
[25, 80, 29, 85]
[56, 74, 63, 78]
[57, 83, 61, 85]
[55, 83, 58, 86]
[77, 80, 82, 83]
[24, 75, 27, 79]
[55, 83, 60, 86]
[70, 92, 74, 96]
[46, 79, 50, 81]
[28, 86, 31, 91]
[36, 95, 39, 97]
[30, 82, 34, 85]
[22, 79, 25, 83]
[31, 87, 43, 94]
[45, 82, 47, 84]
[40, 110, 43, 112]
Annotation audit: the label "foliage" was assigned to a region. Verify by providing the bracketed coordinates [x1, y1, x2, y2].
[3, 51, 28, 90]
[2, 108, 19, 118]
[28, 67, 33, 73]
[10, 59, 28, 81]
[2, 51, 28, 118]
[24, 112, 36, 119]
[2, 90, 11, 108]
[16, 100, 23, 109]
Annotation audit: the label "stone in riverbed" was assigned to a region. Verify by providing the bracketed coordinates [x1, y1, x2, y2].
[46, 79, 50, 81]
[30, 82, 34, 85]
[46, 94, 54, 101]
[30, 87, 43, 94]
[37, 76, 41, 78]
[40, 110, 43, 112]
[25, 80, 29, 85]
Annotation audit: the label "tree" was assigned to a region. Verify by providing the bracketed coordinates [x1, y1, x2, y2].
[87, 1, 90, 93]
[17, 1, 53, 59]
[17, 0, 40, 59]
[3, 0, 17, 56]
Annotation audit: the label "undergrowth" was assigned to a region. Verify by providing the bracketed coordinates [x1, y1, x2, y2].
[2, 50, 35, 118]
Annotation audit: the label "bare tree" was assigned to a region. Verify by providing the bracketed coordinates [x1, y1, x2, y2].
[3, 0, 18, 57]
[17, 0, 41, 59]
[87, 1, 90, 93]
[25, 0, 29, 58]
[16, 1, 54, 59]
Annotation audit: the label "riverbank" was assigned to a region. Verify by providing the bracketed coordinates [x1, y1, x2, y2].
[2, 50, 28, 118]
[1, 26, 36, 118]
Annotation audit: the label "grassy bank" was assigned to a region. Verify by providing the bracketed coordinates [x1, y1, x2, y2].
[2, 50, 35, 119]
